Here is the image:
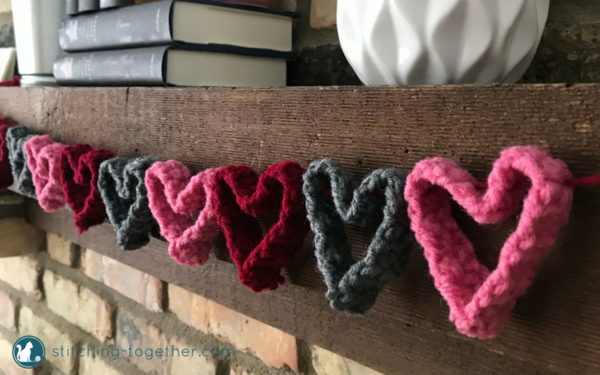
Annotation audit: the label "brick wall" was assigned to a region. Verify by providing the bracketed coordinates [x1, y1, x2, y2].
[0, 232, 385, 375]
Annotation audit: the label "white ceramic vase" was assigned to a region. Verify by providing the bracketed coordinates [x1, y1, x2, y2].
[337, 0, 550, 85]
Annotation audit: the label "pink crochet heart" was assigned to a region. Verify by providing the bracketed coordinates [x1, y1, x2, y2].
[24, 135, 67, 212]
[145, 161, 221, 266]
[405, 146, 574, 339]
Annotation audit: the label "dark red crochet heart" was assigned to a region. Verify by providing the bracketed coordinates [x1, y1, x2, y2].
[213, 161, 309, 292]
[60, 143, 114, 234]
[0, 120, 14, 190]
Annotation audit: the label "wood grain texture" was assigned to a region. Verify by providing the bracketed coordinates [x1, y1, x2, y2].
[2, 85, 600, 375]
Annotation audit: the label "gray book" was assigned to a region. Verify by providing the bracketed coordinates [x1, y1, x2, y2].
[59, 0, 296, 53]
[53, 45, 288, 87]
[67, 0, 79, 15]
[78, 0, 100, 12]
[100, 0, 135, 9]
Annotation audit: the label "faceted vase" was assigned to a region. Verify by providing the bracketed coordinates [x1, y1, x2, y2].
[337, 0, 550, 85]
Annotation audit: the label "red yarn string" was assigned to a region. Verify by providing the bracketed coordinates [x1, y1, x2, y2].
[565, 175, 600, 187]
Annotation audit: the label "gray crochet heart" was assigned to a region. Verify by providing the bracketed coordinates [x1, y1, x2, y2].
[303, 160, 414, 315]
[6, 126, 35, 198]
[98, 156, 159, 251]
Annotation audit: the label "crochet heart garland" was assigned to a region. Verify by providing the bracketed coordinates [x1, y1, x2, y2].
[0, 121, 14, 190]
[145, 161, 221, 266]
[98, 156, 159, 251]
[61, 143, 114, 234]
[3, 120, 597, 341]
[213, 161, 310, 292]
[303, 160, 414, 315]
[24, 135, 67, 212]
[6, 126, 36, 198]
[405, 146, 574, 339]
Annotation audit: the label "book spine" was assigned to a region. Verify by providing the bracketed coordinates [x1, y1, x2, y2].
[53, 46, 167, 86]
[219, 0, 275, 7]
[66, 0, 79, 15]
[100, 0, 135, 9]
[78, 0, 100, 12]
[59, 1, 173, 52]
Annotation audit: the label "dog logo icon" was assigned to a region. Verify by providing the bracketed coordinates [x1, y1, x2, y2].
[13, 336, 45, 369]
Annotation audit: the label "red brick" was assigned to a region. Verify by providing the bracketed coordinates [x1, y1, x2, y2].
[81, 248, 104, 282]
[79, 355, 123, 375]
[0, 333, 33, 375]
[19, 307, 76, 374]
[311, 346, 386, 375]
[82, 249, 163, 312]
[46, 233, 79, 267]
[169, 337, 217, 375]
[0, 255, 42, 299]
[0, 289, 16, 331]
[43, 270, 113, 342]
[116, 310, 169, 374]
[168, 284, 210, 333]
[168, 284, 297, 370]
[0, 193, 44, 258]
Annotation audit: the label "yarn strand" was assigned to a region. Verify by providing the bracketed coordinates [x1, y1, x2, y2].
[566, 175, 600, 187]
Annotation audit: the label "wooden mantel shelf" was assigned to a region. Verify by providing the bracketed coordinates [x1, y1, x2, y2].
[2, 85, 600, 375]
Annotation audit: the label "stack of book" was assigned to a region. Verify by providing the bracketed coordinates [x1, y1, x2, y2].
[54, 0, 296, 87]
[66, 0, 275, 15]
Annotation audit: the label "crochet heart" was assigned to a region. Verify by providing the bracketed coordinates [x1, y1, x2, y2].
[303, 160, 414, 315]
[98, 156, 159, 251]
[405, 146, 574, 339]
[213, 161, 310, 292]
[0, 121, 14, 190]
[24, 135, 67, 211]
[6, 126, 36, 197]
[145, 161, 221, 266]
[61, 143, 114, 234]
